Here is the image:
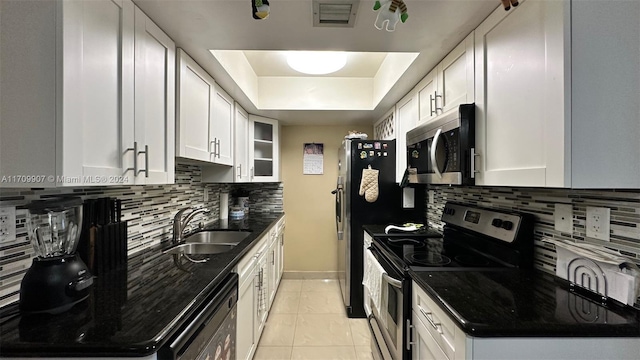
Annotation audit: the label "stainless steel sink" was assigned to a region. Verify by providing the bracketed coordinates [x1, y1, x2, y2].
[163, 243, 237, 255]
[184, 231, 251, 245]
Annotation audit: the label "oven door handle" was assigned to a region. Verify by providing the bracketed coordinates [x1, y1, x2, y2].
[382, 273, 403, 289]
[368, 246, 403, 289]
[430, 128, 443, 179]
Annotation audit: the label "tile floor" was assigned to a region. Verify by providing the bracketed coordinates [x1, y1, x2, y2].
[254, 279, 373, 360]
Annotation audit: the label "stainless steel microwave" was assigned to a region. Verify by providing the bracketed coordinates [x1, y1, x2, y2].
[406, 104, 476, 185]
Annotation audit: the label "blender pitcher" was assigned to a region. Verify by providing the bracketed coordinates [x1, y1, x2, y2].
[20, 197, 93, 314]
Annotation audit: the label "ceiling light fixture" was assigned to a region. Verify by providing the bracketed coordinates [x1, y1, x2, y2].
[286, 51, 347, 75]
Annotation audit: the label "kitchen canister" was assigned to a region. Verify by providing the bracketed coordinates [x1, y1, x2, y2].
[229, 206, 244, 220]
[237, 196, 249, 216]
[219, 192, 229, 219]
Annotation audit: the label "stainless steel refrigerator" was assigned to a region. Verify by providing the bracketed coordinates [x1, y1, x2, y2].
[333, 139, 422, 318]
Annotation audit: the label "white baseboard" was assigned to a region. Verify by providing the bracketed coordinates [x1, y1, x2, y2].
[282, 271, 338, 279]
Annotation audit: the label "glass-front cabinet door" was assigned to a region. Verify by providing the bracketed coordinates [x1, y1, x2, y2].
[248, 115, 280, 182]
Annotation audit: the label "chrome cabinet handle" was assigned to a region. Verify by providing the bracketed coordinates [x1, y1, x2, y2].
[430, 128, 443, 179]
[470, 147, 480, 179]
[144, 145, 149, 178]
[419, 307, 443, 334]
[216, 139, 221, 158]
[209, 139, 216, 155]
[271, 250, 275, 265]
[434, 91, 443, 114]
[237, 164, 242, 178]
[125, 142, 138, 174]
[406, 319, 415, 350]
[430, 94, 436, 116]
[137, 144, 149, 177]
[251, 167, 254, 179]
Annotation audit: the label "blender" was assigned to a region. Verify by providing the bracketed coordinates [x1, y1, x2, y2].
[20, 197, 93, 314]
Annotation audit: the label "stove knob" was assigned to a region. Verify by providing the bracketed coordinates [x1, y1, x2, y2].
[444, 208, 455, 215]
[502, 221, 514, 230]
[491, 218, 503, 228]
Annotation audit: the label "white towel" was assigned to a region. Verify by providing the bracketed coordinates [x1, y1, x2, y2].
[363, 250, 386, 317]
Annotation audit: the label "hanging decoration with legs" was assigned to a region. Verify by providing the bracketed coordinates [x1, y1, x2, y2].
[252, 0, 270, 19]
[373, 0, 408, 32]
[501, 0, 519, 11]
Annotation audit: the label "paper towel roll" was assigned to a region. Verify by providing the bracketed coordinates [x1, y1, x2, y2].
[219, 192, 229, 219]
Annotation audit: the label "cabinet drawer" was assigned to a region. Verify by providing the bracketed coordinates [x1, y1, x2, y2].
[412, 310, 449, 360]
[237, 236, 267, 282]
[412, 282, 458, 360]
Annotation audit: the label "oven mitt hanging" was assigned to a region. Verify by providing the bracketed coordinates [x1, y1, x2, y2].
[359, 165, 379, 203]
[252, 0, 270, 19]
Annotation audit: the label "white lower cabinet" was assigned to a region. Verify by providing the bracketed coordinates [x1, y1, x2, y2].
[411, 281, 640, 360]
[236, 218, 285, 360]
[254, 244, 269, 339]
[236, 259, 258, 360]
[412, 312, 448, 360]
[267, 231, 278, 308]
[411, 282, 464, 360]
[275, 218, 285, 287]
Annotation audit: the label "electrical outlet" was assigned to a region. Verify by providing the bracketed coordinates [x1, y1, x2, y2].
[428, 190, 435, 204]
[554, 203, 573, 233]
[203, 188, 209, 202]
[586, 206, 610, 241]
[0, 206, 17, 243]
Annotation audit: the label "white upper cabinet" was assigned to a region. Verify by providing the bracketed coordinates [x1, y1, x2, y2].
[417, 68, 439, 125]
[249, 115, 280, 182]
[177, 49, 234, 167]
[1, 0, 137, 187]
[212, 85, 234, 166]
[0, 0, 175, 187]
[474, 0, 563, 187]
[474, 0, 639, 188]
[417, 32, 474, 125]
[134, 7, 175, 184]
[438, 33, 475, 114]
[395, 91, 419, 183]
[176, 49, 216, 163]
[201, 102, 259, 183]
[234, 103, 251, 182]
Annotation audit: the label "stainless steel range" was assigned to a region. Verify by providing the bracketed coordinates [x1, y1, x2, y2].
[365, 202, 535, 359]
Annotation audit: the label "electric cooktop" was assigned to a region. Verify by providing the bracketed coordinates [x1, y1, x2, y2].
[372, 202, 536, 272]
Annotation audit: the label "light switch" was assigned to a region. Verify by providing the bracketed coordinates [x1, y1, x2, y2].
[554, 203, 573, 233]
[403, 188, 415, 208]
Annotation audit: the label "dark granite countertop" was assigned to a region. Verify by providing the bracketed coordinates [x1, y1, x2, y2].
[411, 269, 640, 337]
[0, 214, 284, 357]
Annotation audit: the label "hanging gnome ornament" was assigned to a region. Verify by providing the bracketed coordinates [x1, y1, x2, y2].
[373, 0, 408, 32]
[252, 0, 270, 19]
[501, 0, 519, 11]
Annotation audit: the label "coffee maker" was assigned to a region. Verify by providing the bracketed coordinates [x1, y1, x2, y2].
[20, 197, 94, 314]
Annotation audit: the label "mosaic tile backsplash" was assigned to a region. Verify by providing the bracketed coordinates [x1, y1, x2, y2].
[426, 186, 640, 307]
[0, 162, 283, 307]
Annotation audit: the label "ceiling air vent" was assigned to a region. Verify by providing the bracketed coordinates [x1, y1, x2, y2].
[313, 0, 360, 28]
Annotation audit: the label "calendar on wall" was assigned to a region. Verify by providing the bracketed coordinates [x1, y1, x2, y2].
[303, 143, 323, 175]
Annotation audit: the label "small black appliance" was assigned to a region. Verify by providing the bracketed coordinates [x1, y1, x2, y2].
[20, 197, 93, 314]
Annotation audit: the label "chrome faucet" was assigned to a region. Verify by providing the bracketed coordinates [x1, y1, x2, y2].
[172, 207, 210, 244]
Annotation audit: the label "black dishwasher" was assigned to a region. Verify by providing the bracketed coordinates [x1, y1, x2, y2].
[159, 273, 238, 360]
